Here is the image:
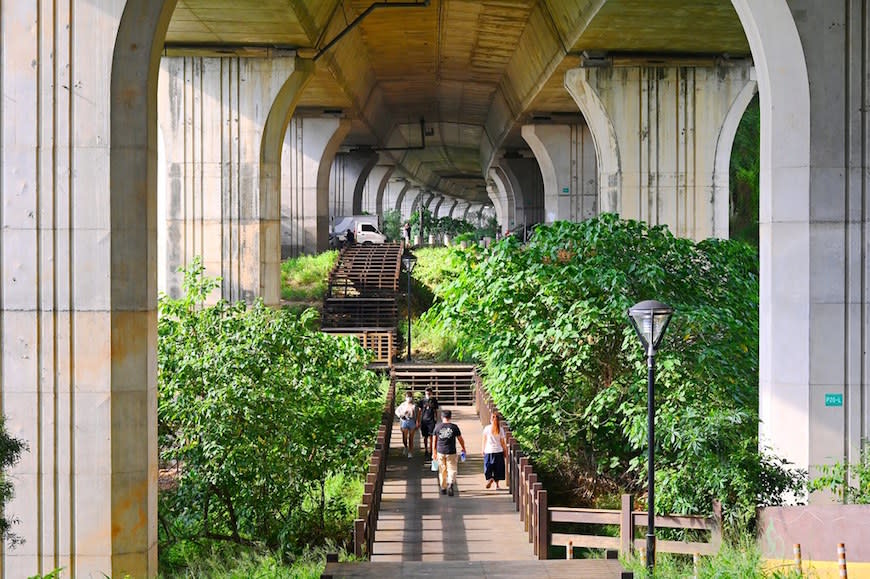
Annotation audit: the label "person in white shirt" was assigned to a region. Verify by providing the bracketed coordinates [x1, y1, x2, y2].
[395, 391, 419, 458]
[481, 413, 507, 489]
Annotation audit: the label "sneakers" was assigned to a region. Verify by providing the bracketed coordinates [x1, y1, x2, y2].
[448, 484, 455, 496]
[440, 488, 447, 495]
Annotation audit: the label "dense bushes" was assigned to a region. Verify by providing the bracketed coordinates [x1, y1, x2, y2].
[425, 215, 803, 530]
[159, 258, 383, 569]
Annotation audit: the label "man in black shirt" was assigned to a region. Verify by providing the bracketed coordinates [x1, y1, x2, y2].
[431, 410, 466, 496]
[418, 387, 439, 457]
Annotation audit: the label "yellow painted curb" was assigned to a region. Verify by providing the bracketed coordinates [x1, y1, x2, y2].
[766, 559, 870, 578]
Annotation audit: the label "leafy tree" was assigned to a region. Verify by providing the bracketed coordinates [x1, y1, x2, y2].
[158, 258, 383, 553]
[381, 209, 402, 241]
[730, 95, 760, 246]
[426, 215, 803, 530]
[0, 419, 25, 546]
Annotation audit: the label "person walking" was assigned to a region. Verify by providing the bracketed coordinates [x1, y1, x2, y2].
[395, 391, 419, 458]
[432, 409, 466, 496]
[481, 413, 507, 489]
[417, 387, 439, 458]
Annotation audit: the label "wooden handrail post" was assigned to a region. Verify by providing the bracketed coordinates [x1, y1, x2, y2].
[536, 487, 547, 559]
[354, 518, 365, 558]
[620, 493, 634, 556]
[711, 499, 722, 551]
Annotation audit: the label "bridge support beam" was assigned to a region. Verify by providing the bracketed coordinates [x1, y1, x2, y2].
[331, 150, 379, 218]
[281, 116, 351, 256]
[564, 61, 754, 240]
[361, 163, 394, 217]
[158, 55, 312, 303]
[496, 157, 545, 227]
[521, 123, 598, 224]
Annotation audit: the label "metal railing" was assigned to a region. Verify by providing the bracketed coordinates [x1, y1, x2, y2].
[352, 377, 397, 557]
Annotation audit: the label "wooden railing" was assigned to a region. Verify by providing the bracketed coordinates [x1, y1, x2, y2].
[473, 374, 549, 560]
[352, 377, 397, 557]
[323, 328, 396, 366]
[550, 494, 722, 558]
[473, 373, 722, 563]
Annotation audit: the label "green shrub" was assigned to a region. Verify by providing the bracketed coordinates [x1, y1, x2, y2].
[809, 438, 870, 503]
[426, 215, 804, 529]
[382, 209, 402, 241]
[158, 258, 384, 561]
[0, 418, 26, 547]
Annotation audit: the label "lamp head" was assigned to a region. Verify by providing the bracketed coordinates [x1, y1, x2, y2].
[628, 300, 674, 356]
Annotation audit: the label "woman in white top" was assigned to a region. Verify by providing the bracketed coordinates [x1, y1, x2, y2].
[395, 390, 419, 458]
[481, 413, 507, 489]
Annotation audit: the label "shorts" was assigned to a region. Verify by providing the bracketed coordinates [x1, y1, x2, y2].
[400, 418, 416, 430]
[420, 421, 436, 437]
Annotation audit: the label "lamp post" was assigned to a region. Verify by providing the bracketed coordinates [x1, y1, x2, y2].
[401, 249, 417, 361]
[627, 300, 674, 575]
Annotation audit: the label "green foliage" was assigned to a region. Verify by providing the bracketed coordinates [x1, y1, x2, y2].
[809, 439, 870, 503]
[409, 208, 433, 238]
[0, 417, 26, 547]
[730, 95, 760, 246]
[426, 215, 804, 529]
[432, 216, 474, 237]
[280, 251, 337, 301]
[382, 209, 402, 241]
[158, 257, 384, 559]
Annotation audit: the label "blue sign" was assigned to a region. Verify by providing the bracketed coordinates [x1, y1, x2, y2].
[825, 393, 843, 407]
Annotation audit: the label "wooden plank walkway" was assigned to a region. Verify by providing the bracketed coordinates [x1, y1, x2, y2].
[323, 405, 632, 578]
[371, 405, 535, 562]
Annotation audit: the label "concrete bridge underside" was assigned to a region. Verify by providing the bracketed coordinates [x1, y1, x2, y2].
[1, 0, 868, 576]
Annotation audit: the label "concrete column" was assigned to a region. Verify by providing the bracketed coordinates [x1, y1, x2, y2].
[361, 163, 394, 216]
[564, 61, 754, 240]
[445, 199, 459, 219]
[521, 124, 598, 224]
[0, 1, 173, 576]
[329, 150, 378, 217]
[158, 55, 312, 303]
[737, 0, 869, 487]
[486, 182, 509, 233]
[400, 187, 422, 220]
[497, 157, 545, 226]
[432, 196, 446, 219]
[281, 116, 351, 256]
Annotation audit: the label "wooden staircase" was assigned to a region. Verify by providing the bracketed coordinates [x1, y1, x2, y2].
[391, 363, 476, 405]
[322, 243, 404, 366]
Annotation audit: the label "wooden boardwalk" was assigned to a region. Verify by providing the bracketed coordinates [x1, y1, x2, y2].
[371, 405, 535, 562]
[322, 405, 633, 578]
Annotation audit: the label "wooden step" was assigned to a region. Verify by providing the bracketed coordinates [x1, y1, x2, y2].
[391, 364, 476, 406]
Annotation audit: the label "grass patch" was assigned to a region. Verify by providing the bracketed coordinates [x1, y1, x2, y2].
[280, 251, 338, 302]
[621, 538, 804, 578]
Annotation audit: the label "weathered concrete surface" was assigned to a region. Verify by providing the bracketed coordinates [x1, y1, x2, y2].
[330, 150, 379, 218]
[521, 124, 597, 224]
[361, 164, 394, 217]
[565, 61, 754, 240]
[158, 55, 311, 304]
[758, 505, 870, 562]
[495, 157, 546, 228]
[281, 115, 350, 256]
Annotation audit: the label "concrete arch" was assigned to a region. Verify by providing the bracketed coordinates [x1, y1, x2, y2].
[448, 199, 460, 218]
[432, 196, 446, 217]
[563, 68, 621, 214]
[712, 73, 758, 239]
[107, 1, 177, 576]
[489, 166, 518, 227]
[729, 0, 811, 472]
[393, 182, 413, 213]
[371, 166, 396, 215]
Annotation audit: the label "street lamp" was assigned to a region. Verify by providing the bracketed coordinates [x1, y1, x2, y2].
[627, 299, 674, 575]
[401, 249, 418, 361]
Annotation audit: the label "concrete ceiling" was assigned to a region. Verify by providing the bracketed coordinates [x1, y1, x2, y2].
[165, 0, 750, 205]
